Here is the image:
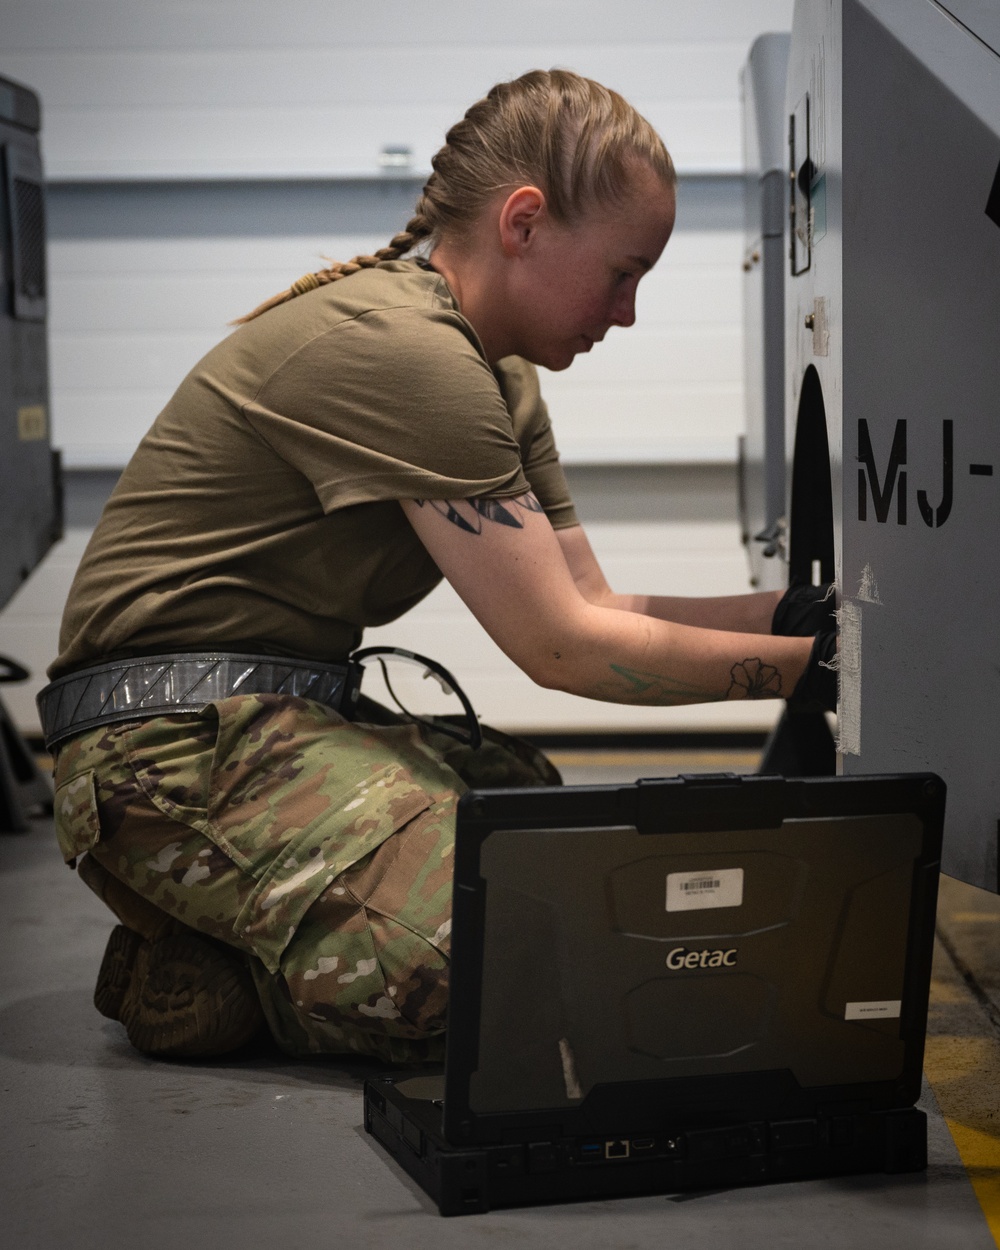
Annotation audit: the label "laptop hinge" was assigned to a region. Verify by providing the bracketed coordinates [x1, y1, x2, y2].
[634, 774, 787, 833]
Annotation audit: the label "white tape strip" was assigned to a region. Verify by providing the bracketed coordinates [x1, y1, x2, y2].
[838, 600, 862, 756]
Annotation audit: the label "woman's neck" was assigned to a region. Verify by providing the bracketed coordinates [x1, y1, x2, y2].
[428, 238, 514, 364]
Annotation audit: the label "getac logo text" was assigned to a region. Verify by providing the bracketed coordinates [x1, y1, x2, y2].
[665, 946, 737, 970]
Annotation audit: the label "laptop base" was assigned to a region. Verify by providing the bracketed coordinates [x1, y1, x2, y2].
[364, 1074, 927, 1217]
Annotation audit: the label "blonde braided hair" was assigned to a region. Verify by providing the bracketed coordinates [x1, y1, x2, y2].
[235, 69, 674, 323]
[233, 213, 433, 322]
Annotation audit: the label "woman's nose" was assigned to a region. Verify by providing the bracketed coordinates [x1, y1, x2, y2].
[612, 289, 637, 328]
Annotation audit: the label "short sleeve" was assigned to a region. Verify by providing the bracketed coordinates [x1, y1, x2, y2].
[241, 305, 531, 513]
[494, 356, 579, 530]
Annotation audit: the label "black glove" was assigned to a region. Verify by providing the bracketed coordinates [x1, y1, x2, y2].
[789, 631, 838, 713]
[772, 583, 836, 636]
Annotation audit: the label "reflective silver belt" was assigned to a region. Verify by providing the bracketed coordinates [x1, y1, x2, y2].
[36, 652, 361, 751]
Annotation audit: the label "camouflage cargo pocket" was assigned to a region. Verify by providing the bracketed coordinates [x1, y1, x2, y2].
[113, 696, 452, 974]
[53, 769, 101, 865]
[233, 760, 431, 973]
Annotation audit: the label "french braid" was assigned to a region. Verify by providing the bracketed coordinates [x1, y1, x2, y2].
[235, 69, 675, 323]
[233, 208, 433, 323]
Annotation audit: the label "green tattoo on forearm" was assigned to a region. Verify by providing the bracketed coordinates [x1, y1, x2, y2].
[588, 663, 724, 706]
[590, 658, 785, 706]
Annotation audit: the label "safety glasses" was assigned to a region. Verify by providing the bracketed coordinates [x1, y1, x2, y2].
[350, 646, 483, 750]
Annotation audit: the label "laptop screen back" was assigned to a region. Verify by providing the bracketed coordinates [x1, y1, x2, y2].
[472, 814, 922, 1113]
[443, 775, 942, 1142]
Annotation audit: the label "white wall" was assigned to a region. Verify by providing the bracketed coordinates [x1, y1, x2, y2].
[0, 0, 794, 736]
[4, 0, 795, 179]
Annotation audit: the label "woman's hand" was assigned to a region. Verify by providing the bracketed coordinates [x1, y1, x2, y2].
[401, 494, 814, 707]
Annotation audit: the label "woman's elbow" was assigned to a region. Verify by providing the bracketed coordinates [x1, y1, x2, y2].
[526, 660, 569, 693]
[517, 648, 588, 695]
[496, 606, 603, 695]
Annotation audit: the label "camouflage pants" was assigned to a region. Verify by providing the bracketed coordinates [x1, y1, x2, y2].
[52, 693, 559, 1063]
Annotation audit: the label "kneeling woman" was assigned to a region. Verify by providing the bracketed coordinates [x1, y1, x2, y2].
[42, 70, 833, 1062]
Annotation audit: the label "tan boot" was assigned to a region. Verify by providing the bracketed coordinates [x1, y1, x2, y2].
[79, 855, 265, 1058]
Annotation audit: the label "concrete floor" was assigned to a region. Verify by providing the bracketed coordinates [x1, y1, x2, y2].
[3, 749, 999, 1249]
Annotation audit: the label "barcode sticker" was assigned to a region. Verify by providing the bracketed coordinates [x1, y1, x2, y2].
[845, 1000, 901, 1021]
[666, 867, 744, 912]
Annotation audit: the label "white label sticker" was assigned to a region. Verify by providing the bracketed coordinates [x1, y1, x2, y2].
[666, 867, 744, 912]
[845, 1000, 901, 1021]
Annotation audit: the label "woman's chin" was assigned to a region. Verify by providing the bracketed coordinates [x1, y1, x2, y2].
[535, 346, 578, 372]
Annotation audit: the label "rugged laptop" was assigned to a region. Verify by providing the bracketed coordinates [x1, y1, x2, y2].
[364, 772, 944, 1215]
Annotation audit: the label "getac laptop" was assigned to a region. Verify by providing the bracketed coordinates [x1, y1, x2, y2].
[364, 772, 944, 1215]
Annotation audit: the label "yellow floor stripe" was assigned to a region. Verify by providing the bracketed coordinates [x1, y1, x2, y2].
[924, 1035, 1000, 1244]
[930, 879, 1000, 1243]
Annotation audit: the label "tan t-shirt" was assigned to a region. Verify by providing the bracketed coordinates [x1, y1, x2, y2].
[53, 260, 577, 677]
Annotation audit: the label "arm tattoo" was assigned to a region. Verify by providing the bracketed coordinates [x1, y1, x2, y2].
[728, 659, 782, 700]
[588, 658, 784, 706]
[413, 493, 543, 535]
[587, 663, 724, 706]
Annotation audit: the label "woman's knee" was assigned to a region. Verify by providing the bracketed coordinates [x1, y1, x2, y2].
[259, 802, 455, 1057]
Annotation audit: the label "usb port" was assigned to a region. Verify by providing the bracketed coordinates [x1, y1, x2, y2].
[579, 1141, 602, 1161]
[605, 1139, 630, 1160]
[631, 1138, 655, 1151]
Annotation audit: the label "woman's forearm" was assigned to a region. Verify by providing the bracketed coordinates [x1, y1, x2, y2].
[554, 525, 785, 636]
[604, 589, 784, 635]
[538, 604, 813, 706]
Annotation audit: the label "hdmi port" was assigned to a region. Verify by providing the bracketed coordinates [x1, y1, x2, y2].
[631, 1138, 655, 1151]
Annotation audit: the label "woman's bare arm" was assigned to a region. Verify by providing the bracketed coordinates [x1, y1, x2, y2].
[402, 496, 810, 707]
[555, 523, 783, 634]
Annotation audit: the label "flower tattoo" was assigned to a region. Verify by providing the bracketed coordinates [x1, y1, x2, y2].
[729, 658, 782, 700]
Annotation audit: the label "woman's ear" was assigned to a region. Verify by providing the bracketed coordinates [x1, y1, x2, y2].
[497, 186, 547, 258]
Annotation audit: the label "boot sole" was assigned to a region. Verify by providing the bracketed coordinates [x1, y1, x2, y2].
[122, 930, 265, 1058]
[96, 925, 265, 1059]
[94, 924, 144, 1021]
